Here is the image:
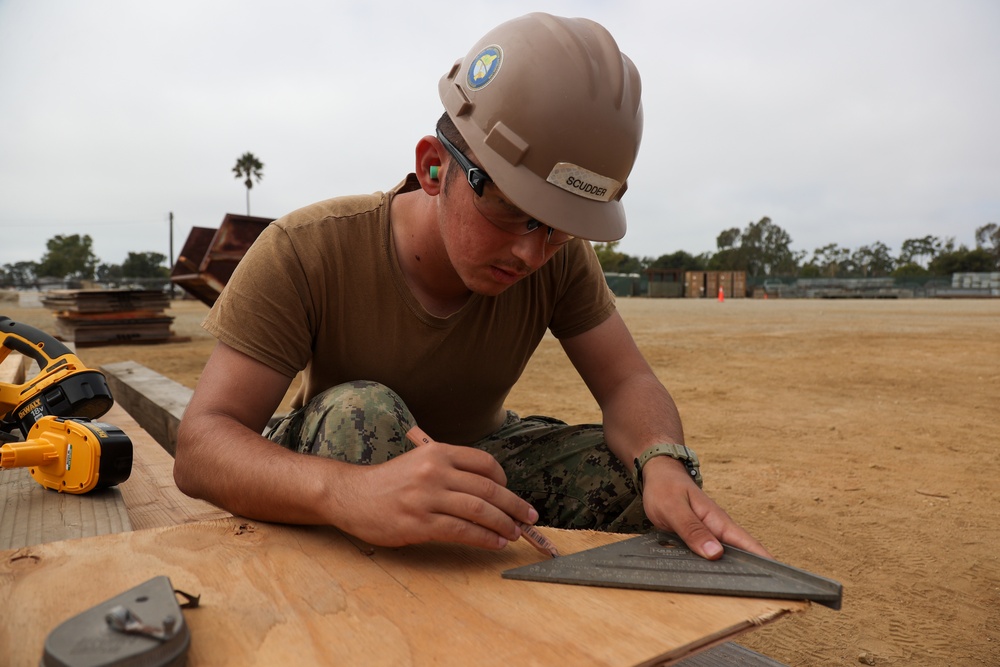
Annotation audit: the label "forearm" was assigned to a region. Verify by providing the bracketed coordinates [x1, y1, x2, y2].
[174, 412, 350, 526]
[564, 314, 768, 558]
[561, 313, 687, 472]
[174, 410, 537, 551]
[600, 371, 686, 469]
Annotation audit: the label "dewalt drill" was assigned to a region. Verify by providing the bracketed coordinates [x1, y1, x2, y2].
[1, 315, 132, 493]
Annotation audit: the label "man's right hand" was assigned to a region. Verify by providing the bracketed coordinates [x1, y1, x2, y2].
[329, 440, 539, 550]
[176, 342, 539, 551]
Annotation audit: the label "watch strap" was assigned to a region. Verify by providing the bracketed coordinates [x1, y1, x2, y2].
[632, 443, 703, 493]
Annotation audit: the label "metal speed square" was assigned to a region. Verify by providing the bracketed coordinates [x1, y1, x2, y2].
[503, 531, 843, 610]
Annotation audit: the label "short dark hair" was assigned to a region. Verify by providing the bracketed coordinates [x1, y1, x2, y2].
[435, 112, 469, 194]
[436, 112, 469, 152]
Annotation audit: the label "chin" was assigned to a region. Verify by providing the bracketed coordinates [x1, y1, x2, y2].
[465, 274, 520, 297]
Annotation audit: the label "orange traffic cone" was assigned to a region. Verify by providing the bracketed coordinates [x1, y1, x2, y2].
[718, 286, 725, 302]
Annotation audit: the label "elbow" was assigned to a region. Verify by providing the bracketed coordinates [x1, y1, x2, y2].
[172, 419, 202, 498]
[172, 456, 195, 498]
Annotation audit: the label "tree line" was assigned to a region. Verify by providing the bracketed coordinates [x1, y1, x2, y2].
[596, 218, 1000, 281]
[0, 234, 169, 288]
[3, 220, 998, 290]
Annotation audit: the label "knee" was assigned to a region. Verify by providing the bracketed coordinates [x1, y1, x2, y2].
[300, 381, 416, 463]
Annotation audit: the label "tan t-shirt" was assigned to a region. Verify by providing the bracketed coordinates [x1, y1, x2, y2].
[205, 176, 616, 443]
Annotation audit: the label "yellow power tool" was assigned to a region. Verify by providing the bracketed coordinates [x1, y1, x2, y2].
[1, 315, 132, 493]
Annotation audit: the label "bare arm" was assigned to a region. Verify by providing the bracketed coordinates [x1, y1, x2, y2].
[174, 341, 332, 523]
[560, 311, 771, 559]
[174, 342, 537, 549]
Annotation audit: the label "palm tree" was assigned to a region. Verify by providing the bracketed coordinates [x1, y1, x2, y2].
[232, 152, 264, 215]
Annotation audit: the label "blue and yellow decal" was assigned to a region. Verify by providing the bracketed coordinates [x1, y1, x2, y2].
[466, 45, 503, 90]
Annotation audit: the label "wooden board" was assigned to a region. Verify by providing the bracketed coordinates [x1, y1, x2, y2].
[41, 289, 171, 313]
[0, 518, 807, 667]
[1, 351, 134, 549]
[101, 361, 193, 455]
[2, 350, 226, 547]
[105, 402, 231, 531]
[0, 402, 229, 551]
[0, 351, 23, 384]
[0, 468, 131, 550]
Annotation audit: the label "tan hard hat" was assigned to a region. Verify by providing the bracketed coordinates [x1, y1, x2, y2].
[439, 13, 643, 242]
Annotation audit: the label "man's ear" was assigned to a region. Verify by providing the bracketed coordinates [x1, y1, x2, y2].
[414, 136, 444, 195]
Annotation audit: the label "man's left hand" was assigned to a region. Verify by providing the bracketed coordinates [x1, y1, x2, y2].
[639, 456, 773, 560]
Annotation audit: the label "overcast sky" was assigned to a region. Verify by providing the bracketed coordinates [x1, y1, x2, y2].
[1, 0, 997, 270]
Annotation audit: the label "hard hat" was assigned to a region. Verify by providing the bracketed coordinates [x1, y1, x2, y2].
[439, 12, 643, 242]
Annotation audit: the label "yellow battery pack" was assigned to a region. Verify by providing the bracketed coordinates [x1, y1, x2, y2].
[0, 416, 132, 493]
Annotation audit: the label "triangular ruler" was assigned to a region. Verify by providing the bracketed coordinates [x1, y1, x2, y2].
[503, 531, 842, 610]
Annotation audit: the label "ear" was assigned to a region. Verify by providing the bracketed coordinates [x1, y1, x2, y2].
[414, 135, 444, 196]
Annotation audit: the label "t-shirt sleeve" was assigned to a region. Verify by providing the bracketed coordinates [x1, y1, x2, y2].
[202, 223, 315, 378]
[547, 240, 616, 340]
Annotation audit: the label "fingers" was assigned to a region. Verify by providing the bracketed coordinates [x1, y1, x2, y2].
[641, 459, 773, 561]
[421, 513, 513, 551]
[701, 512, 774, 560]
[412, 440, 539, 526]
[672, 507, 774, 560]
[411, 445, 536, 536]
[661, 503, 726, 560]
[347, 441, 538, 551]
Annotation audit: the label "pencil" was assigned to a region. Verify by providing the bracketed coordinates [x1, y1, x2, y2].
[404, 424, 560, 558]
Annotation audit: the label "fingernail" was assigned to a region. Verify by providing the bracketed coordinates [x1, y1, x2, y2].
[528, 507, 539, 523]
[498, 536, 509, 549]
[703, 541, 723, 558]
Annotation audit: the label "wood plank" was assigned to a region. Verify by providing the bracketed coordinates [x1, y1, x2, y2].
[0, 518, 807, 667]
[101, 360, 193, 455]
[106, 402, 230, 531]
[41, 288, 170, 313]
[2, 352, 134, 550]
[0, 469, 131, 550]
[2, 354, 225, 547]
[1, 348, 31, 385]
[0, 351, 22, 384]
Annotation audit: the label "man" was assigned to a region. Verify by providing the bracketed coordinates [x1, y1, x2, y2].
[174, 12, 770, 561]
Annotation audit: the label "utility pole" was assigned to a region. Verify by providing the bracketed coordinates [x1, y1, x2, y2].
[168, 211, 175, 299]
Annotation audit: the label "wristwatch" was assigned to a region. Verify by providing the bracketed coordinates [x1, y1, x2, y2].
[632, 443, 703, 493]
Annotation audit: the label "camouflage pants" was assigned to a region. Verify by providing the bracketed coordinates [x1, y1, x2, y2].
[265, 380, 651, 532]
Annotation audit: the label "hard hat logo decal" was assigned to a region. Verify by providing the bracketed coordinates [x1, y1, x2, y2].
[467, 45, 503, 90]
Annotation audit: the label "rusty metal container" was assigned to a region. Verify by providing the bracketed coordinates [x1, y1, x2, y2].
[170, 214, 273, 306]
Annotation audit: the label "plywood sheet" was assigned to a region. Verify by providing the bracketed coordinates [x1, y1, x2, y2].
[0, 518, 807, 667]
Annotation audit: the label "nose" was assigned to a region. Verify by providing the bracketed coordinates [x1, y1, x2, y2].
[509, 228, 552, 270]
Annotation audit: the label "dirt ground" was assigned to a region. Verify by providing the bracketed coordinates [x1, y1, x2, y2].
[4, 295, 998, 666]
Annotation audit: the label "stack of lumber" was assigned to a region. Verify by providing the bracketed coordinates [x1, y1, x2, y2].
[41, 289, 180, 346]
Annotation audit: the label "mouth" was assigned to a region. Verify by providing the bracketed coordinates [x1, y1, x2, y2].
[489, 264, 527, 285]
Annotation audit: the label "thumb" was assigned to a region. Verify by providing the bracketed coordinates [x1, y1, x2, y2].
[671, 514, 725, 560]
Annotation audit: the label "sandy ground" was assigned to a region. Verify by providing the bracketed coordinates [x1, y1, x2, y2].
[3, 295, 998, 666]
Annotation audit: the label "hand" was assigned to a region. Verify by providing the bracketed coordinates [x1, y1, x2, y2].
[332, 440, 539, 551]
[639, 456, 773, 560]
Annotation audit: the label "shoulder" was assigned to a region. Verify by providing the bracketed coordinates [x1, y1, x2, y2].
[274, 191, 388, 231]
[269, 175, 418, 234]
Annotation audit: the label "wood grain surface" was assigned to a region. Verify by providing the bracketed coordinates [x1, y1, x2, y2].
[0, 519, 806, 666]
